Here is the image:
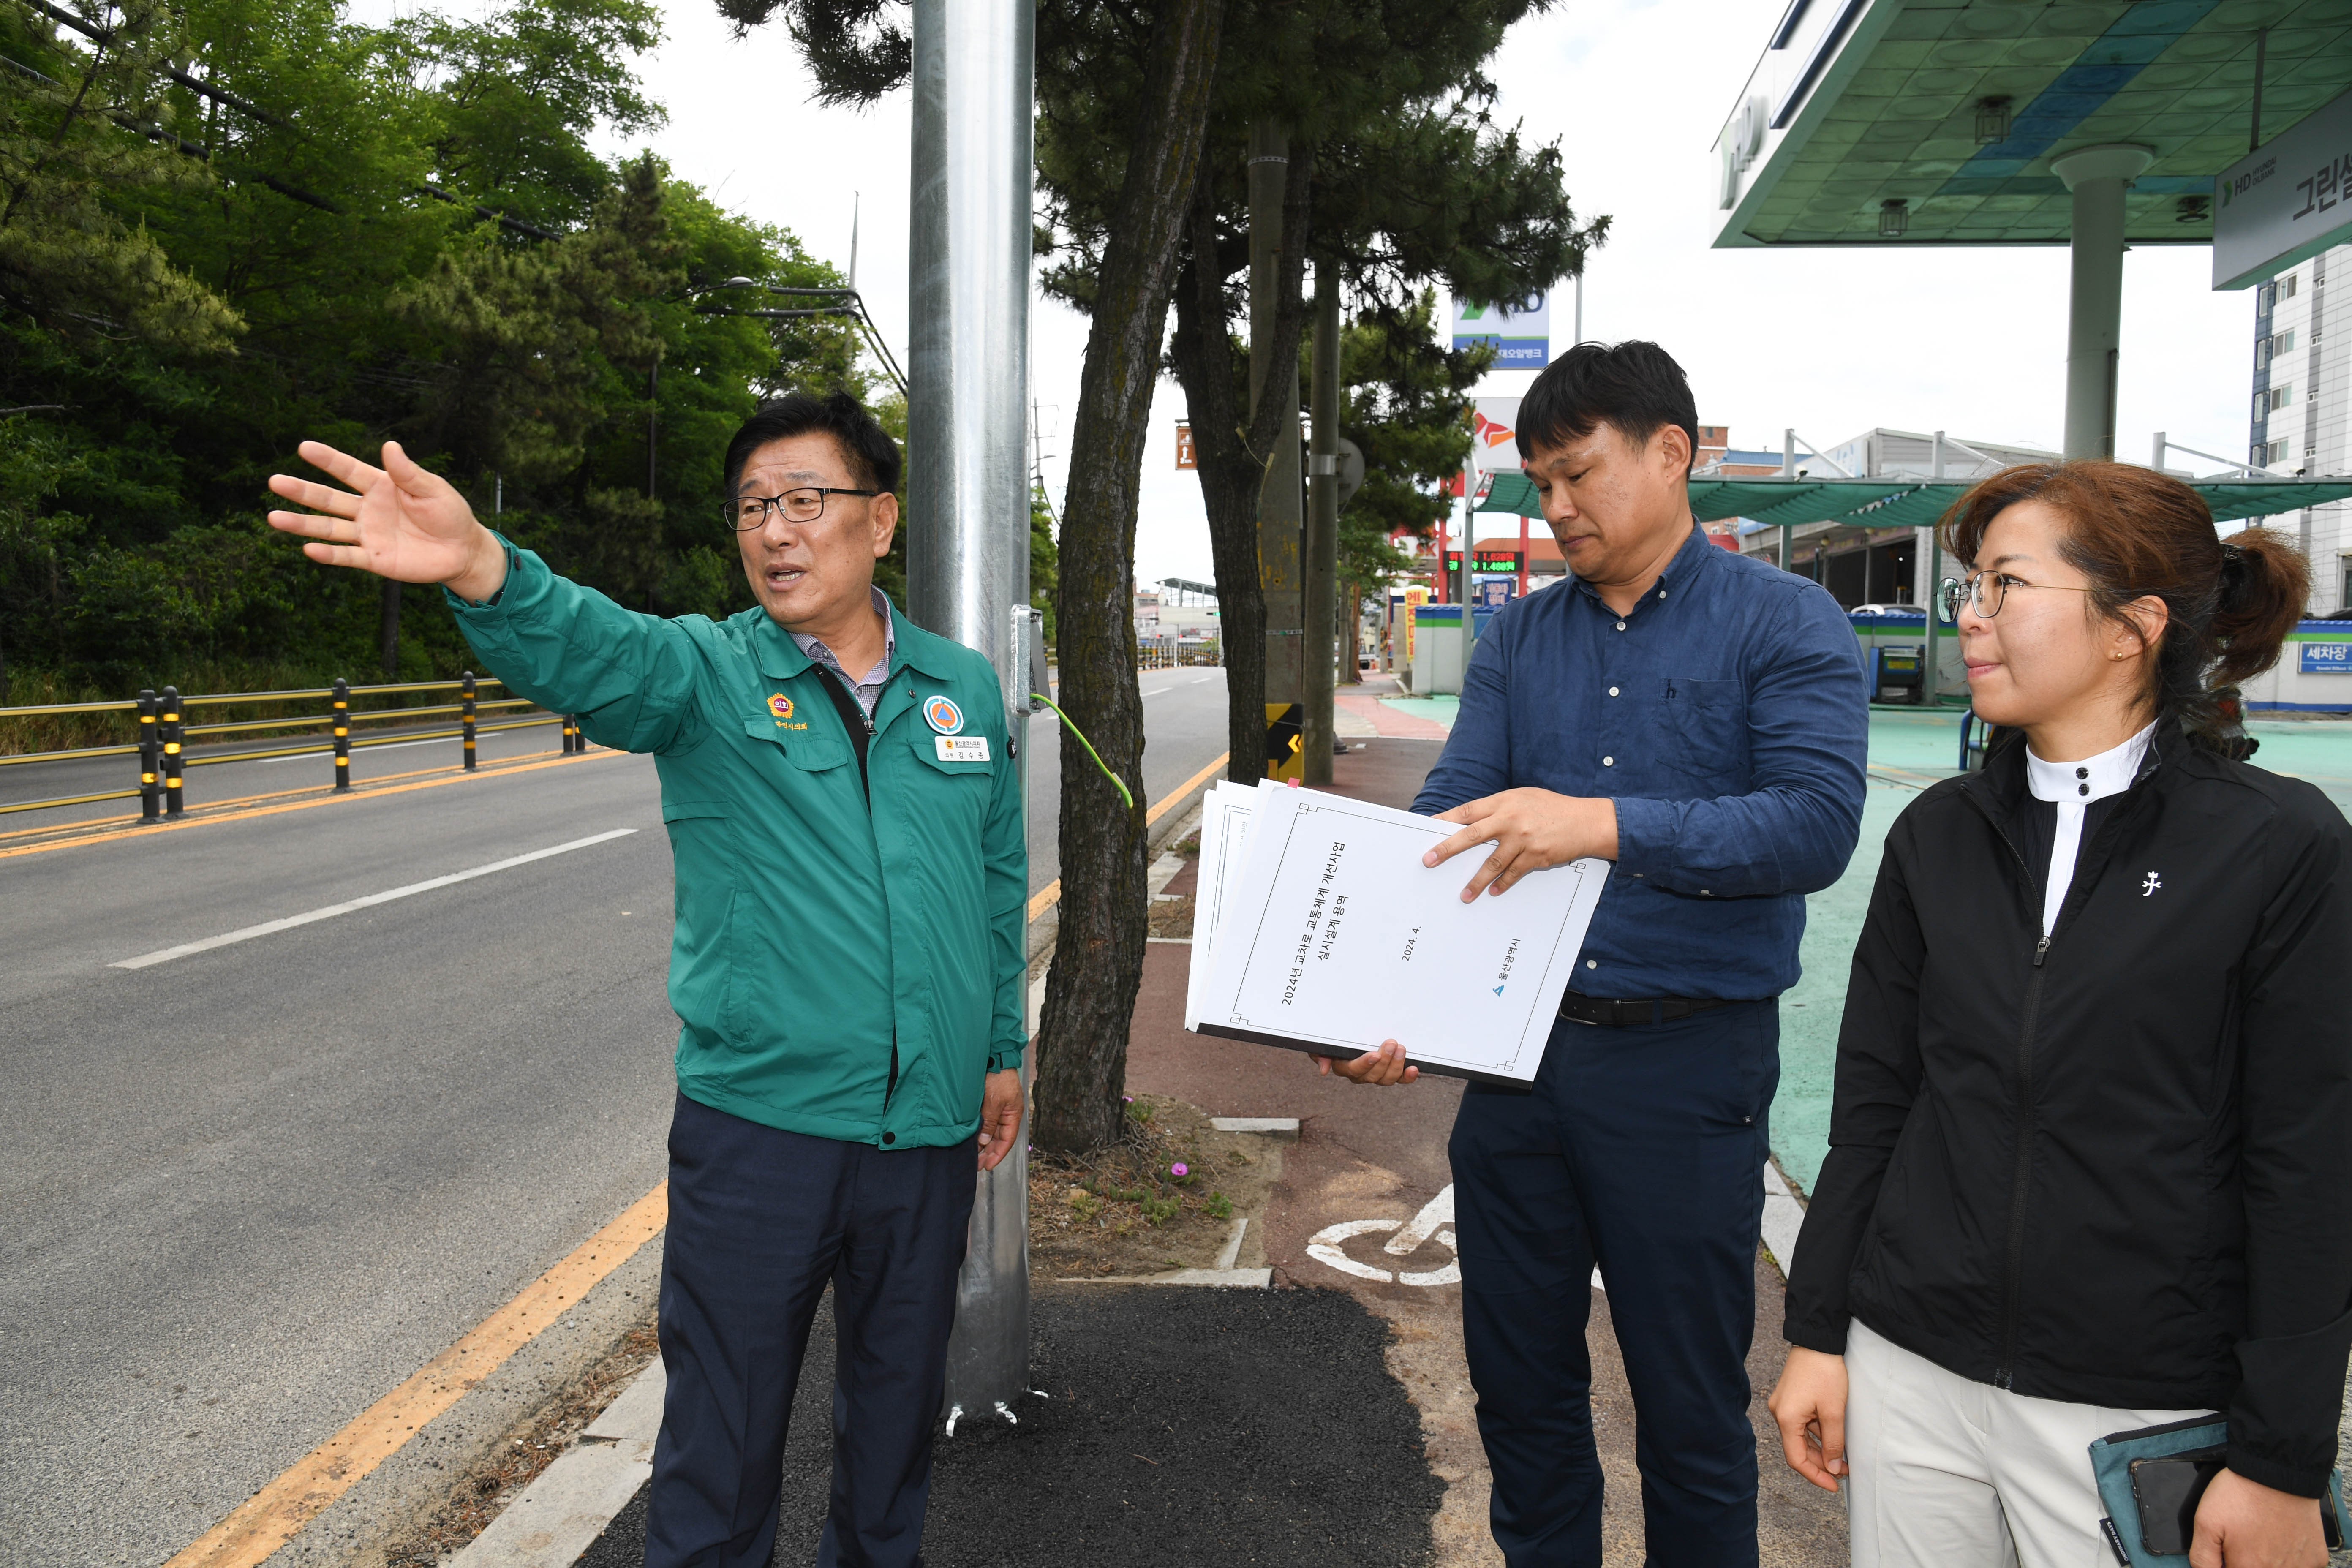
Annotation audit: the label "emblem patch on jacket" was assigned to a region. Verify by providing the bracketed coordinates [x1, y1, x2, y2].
[923, 695, 964, 735]
[767, 692, 795, 720]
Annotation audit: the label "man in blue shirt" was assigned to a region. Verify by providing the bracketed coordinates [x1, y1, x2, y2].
[1319, 342, 1868, 1565]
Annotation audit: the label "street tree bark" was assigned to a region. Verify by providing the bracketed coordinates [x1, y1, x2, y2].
[1165, 148, 1312, 785]
[1030, 0, 1228, 1155]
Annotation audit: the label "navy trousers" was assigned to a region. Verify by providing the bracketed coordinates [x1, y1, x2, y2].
[646, 1093, 975, 1568]
[1449, 1001, 1778, 1568]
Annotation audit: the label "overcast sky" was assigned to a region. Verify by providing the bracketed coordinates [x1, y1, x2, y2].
[406, 0, 2256, 584]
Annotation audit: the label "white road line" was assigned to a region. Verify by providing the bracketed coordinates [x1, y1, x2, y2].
[109, 830, 637, 969]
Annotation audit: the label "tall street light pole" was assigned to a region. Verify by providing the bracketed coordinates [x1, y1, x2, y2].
[906, 0, 1037, 1422]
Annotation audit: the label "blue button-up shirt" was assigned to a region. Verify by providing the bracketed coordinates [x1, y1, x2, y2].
[1413, 523, 1869, 999]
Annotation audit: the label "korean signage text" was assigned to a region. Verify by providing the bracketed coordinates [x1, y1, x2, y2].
[2298, 642, 2352, 675]
[2213, 86, 2352, 291]
[1451, 297, 1550, 369]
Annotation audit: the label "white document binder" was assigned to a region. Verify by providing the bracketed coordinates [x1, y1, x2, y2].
[1184, 783, 1606, 1084]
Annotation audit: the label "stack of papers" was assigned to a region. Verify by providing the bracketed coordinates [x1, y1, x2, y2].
[1184, 782, 1608, 1084]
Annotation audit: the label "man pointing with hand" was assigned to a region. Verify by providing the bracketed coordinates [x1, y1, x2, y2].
[269, 392, 1026, 1568]
[1317, 343, 1868, 1566]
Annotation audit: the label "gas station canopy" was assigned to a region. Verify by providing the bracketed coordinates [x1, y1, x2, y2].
[1712, 0, 2352, 251]
[1474, 469, 2352, 527]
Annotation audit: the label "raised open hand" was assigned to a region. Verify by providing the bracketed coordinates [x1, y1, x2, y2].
[267, 440, 508, 602]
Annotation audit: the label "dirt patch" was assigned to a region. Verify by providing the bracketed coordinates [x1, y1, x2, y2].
[1028, 1094, 1281, 1279]
[377, 1314, 660, 1568]
[1146, 891, 1195, 939]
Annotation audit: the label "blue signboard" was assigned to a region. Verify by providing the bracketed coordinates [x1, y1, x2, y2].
[1451, 293, 1550, 368]
[2299, 641, 2352, 673]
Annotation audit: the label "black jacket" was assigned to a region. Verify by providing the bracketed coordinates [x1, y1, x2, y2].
[1785, 721, 2352, 1495]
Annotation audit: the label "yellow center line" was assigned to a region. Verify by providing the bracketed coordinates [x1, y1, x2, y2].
[0, 749, 616, 861]
[1026, 751, 1228, 921]
[161, 744, 1233, 1566]
[163, 1183, 669, 1568]
[0, 748, 572, 845]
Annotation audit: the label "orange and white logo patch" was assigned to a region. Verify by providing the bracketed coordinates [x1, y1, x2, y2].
[767, 692, 795, 720]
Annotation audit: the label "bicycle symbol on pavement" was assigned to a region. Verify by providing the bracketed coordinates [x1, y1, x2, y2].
[1306, 1184, 1458, 1287]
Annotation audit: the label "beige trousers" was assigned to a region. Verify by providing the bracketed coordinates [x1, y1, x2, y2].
[1846, 1319, 2213, 1568]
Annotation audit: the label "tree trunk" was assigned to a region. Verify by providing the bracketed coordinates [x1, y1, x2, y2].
[1031, 0, 1227, 1157]
[1167, 150, 1312, 784]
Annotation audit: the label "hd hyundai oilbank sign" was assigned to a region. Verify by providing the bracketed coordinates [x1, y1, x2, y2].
[2214, 84, 2352, 291]
[1451, 294, 1550, 368]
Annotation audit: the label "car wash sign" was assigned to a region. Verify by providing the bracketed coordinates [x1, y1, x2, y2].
[1452, 293, 1550, 368]
[2214, 85, 2352, 291]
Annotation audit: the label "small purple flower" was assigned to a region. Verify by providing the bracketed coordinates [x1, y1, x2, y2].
[1171, 1162, 1189, 1178]
[1123, 1095, 1134, 1103]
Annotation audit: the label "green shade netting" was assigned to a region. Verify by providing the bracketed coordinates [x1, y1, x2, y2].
[1473, 471, 2352, 529]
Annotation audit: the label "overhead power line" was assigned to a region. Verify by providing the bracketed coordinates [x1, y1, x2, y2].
[19, 0, 557, 238]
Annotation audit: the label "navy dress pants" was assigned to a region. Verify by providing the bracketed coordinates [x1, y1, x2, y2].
[1449, 1001, 1778, 1568]
[646, 1093, 976, 1568]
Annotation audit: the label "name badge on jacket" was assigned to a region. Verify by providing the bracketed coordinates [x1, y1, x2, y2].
[936, 735, 990, 762]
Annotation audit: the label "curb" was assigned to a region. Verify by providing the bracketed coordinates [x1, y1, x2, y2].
[447, 1363, 666, 1568]
[1761, 1158, 1806, 1281]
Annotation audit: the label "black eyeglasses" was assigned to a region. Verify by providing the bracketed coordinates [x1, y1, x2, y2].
[728, 487, 882, 531]
[1936, 572, 2095, 623]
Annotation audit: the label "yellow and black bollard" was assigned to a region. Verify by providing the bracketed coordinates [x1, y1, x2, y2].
[460, 671, 478, 771]
[137, 689, 161, 824]
[159, 685, 184, 816]
[1262, 703, 1304, 782]
[331, 677, 351, 791]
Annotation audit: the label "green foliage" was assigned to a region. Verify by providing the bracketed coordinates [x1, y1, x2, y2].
[1203, 1190, 1233, 1221]
[0, 0, 871, 699]
[0, 0, 242, 352]
[1327, 292, 1488, 595]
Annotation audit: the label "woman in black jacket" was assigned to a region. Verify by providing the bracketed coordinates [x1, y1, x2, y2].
[1769, 461, 2352, 1568]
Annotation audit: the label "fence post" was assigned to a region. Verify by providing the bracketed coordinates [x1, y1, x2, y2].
[563, 714, 578, 754]
[461, 672, 478, 770]
[137, 689, 161, 824]
[160, 686, 184, 817]
[332, 678, 351, 791]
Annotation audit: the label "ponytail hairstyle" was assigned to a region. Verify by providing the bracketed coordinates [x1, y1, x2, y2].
[1938, 461, 2309, 741]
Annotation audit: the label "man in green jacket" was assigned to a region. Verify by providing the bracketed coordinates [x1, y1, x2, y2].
[268, 392, 1026, 1568]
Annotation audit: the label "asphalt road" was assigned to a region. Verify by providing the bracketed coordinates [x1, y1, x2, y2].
[0, 664, 1230, 1567]
[0, 667, 1234, 878]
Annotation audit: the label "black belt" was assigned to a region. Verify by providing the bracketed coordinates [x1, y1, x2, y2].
[1557, 991, 1741, 1028]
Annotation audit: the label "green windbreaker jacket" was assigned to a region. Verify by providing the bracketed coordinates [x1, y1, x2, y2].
[448, 542, 1026, 1149]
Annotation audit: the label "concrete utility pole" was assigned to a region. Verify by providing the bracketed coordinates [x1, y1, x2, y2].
[1304, 266, 1340, 784]
[2051, 144, 2151, 462]
[905, 0, 1036, 1421]
[1249, 119, 1304, 779]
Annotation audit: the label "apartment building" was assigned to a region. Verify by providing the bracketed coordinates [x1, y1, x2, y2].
[2249, 246, 2351, 613]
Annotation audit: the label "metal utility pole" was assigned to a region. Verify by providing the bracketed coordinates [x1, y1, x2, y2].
[1304, 266, 1339, 784]
[906, 0, 1037, 1422]
[1250, 119, 1304, 779]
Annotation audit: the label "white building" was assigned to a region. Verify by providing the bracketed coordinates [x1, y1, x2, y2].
[1737, 427, 2058, 608]
[2248, 247, 2351, 613]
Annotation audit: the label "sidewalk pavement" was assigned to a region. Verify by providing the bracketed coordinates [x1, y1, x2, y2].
[572, 1285, 1446, 1567]
[1129, 736, 1844, 1567]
